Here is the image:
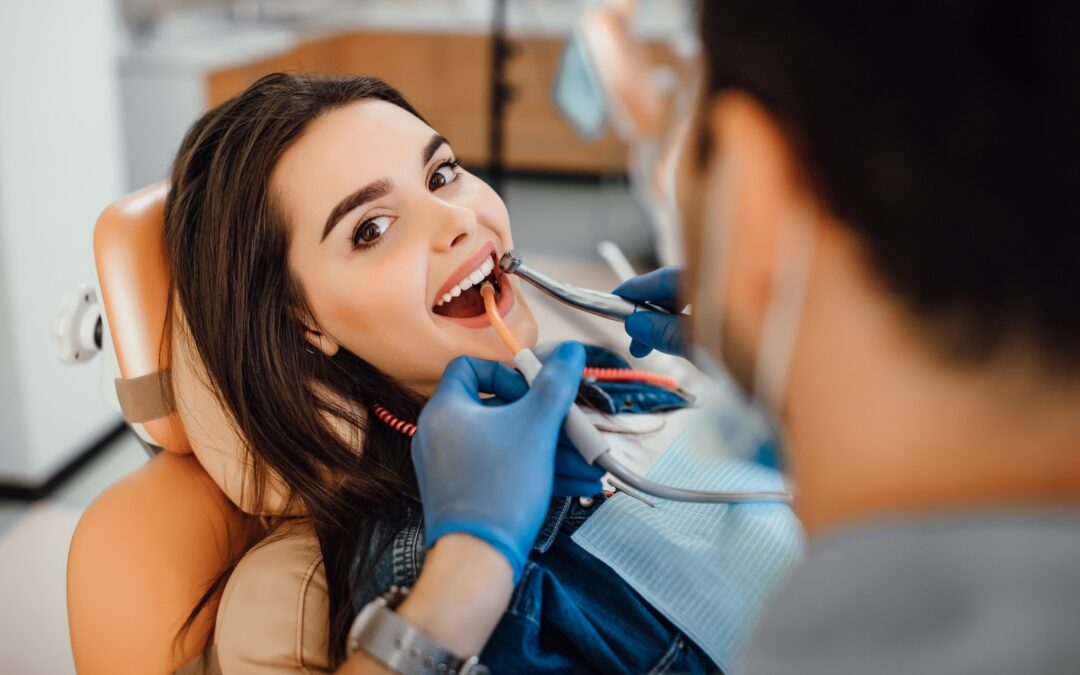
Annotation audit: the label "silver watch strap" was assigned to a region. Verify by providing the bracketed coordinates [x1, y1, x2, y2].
[348, 599, 488, 675]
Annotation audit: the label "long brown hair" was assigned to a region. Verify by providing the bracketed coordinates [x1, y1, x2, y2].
[164, 73, 428, 667]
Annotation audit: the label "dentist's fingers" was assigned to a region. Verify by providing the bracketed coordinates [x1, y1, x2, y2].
[414, 345, 585, 583]
[625, 311, 685, 357]
[523, 342, 587, 419]
[629, 338, 654, 358]
[552, 435, 606, 496]
[434, 356, 527, 403]
[554, 441, 606, 480]
[477, 361, 529, 402]
[432, 356, 487, 403]
[612, 267, 684, 312]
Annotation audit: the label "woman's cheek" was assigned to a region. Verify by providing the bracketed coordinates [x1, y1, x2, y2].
[464, 179, 511, 239]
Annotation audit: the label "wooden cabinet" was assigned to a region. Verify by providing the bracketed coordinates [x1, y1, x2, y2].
[504, 35, 626, 173]
[206, 34, 343, 109]
[204, 30, 667, 174]
[335, 32, 494, 168]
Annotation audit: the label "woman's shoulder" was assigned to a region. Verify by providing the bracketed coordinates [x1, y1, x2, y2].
[215, 519, 331, 674]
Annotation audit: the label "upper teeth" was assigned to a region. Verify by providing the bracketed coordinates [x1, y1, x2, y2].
[436, 257, 496, 306]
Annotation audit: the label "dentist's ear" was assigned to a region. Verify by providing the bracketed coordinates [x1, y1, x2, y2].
[303, 325, 340, 357]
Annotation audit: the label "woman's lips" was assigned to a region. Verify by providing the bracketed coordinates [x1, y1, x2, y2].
[432, 272, 517, 330]
[432, 242, 498, 308]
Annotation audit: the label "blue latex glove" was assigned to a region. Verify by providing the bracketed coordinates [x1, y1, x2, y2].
[505, 344, 607, 498]
[412, 342, 586, 581]
[481, 393, 604, 498]
[552, 435, 607, 497]
[612, 267, 687, 358]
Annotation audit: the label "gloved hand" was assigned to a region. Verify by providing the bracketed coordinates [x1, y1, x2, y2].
[481, 396, 604, 497]
[612, 267, 687, 358]
[412, 342, 586, 581]
[496, 344, 606, 498]
[551, 433, 607, 497]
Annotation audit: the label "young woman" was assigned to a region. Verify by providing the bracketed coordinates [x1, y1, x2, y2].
[165, 73, 713, 673]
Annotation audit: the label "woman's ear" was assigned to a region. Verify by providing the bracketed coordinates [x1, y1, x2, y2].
[303, 325, 340, 357]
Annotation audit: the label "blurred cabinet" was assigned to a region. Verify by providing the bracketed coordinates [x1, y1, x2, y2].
[504, 35, 628, 173]
[334, 32, 495, 168]
[204, 31, 638, 173]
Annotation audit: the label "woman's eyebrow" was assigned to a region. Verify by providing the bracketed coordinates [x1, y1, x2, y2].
[320, 134, 450, 243]
[423, 134, 450, 165]
[322, 179, 392, 242]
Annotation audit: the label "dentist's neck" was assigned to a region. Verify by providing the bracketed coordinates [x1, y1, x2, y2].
[785, 226, 1080, 539]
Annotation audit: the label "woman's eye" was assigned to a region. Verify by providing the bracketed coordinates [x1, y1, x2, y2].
[428, 160, 459, 190]
[353, 215, 392, 247]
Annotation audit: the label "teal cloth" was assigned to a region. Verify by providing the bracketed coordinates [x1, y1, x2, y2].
[572, 414, 804, 674]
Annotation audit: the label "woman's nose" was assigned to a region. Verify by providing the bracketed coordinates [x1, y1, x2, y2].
[430, 203, 477, 252]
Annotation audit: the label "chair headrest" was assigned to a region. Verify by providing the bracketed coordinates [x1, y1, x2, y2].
[94, 183, 292, 515]
[94, 183, 187, 453]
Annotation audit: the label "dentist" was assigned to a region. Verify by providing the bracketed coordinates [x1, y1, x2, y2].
[341, 3, 1080, 673]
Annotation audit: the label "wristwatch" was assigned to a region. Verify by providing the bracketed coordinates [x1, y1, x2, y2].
[346, 586, 489, 675]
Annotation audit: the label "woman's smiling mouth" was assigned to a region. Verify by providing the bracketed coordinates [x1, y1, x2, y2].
[432, 242, 516, 327]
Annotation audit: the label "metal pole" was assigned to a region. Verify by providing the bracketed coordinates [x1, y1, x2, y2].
[488, 0, 511, 195]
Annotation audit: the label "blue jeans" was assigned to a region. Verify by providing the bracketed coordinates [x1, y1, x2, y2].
[351, 496, 718, 674]
[482, 495, 718, 673]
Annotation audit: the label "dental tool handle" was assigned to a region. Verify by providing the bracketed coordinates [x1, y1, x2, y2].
[512, 347, 793, 504]
[502, 251, 671, 322]
[597, 455, 793, 504]
[513, 349, 611, 464]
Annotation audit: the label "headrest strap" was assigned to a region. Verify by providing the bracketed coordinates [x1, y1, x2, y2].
[115, 369, 175, 424]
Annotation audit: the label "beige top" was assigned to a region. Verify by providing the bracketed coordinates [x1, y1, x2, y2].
[212, 520, 332, 674]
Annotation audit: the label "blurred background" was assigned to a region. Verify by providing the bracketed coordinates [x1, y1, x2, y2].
[0, 0, 695, 671]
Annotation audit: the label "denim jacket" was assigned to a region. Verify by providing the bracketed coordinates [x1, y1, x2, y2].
[350, 347, 718, 673]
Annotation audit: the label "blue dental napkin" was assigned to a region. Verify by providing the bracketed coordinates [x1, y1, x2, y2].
[572, 414, 804, 674]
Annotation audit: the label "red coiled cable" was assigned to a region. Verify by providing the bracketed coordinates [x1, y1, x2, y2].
[372, 403, 417, 437]
[372, 367, 679, 438]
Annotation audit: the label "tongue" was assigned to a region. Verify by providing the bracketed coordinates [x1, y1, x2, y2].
[434, 285, 488, 319]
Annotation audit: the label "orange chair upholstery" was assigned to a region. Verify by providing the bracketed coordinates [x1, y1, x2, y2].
[92, 182, 189, 454]
[69, 178, 330, 673]
[68, 184, 250, 673]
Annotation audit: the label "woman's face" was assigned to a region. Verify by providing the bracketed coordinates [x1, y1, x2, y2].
[275, 100, 538, 392]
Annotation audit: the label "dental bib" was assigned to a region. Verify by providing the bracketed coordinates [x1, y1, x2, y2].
[572, 410, 804, 674]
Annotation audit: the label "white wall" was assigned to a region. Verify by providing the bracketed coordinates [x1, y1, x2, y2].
[0, 0, 126, 485]
[120, 68, 205, 189]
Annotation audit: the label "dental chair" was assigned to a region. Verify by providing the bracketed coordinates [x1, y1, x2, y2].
[67, 184, 330, 674]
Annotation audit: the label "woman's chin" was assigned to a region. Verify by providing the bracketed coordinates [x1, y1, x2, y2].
[509, 297, 539, 348]
[463, 317, 538, 363]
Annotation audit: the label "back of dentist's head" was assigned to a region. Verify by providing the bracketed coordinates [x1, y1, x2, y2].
[697, 1, 1080, 373]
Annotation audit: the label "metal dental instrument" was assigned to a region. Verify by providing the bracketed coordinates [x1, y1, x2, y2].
[481, 272, 792, 505]
[499, 249, 676, 322]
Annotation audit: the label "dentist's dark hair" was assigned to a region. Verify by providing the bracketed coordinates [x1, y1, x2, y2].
[699, 2, 1080, 370]
[164, 73, 427, 667]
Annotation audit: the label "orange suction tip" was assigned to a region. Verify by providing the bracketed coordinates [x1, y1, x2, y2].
[481, 282, 522, 356]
